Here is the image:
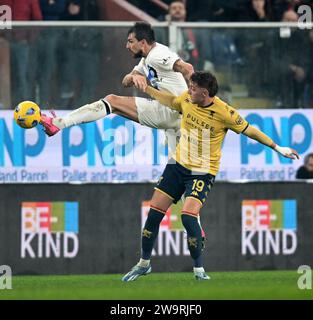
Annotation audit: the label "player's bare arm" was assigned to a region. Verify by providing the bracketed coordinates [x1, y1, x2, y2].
[243, 125, 300, 160]
[173, 59, 194, 84]
[122, 70, 146, 88]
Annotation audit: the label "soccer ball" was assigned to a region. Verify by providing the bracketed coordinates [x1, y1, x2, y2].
[14, 101, 41, 129]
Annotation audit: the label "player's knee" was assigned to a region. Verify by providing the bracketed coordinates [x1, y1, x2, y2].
[104, 94, 119, 107]
[105, 94, 124, 113]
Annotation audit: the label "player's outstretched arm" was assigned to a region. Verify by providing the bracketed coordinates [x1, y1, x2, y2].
[243, 125, 299, 160]
[144, 86, 181, 111]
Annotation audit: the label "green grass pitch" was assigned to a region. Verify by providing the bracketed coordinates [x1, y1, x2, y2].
[1, 270, 312, 300]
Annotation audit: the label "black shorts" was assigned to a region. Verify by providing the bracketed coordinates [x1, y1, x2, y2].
[155, 160, 215, 205]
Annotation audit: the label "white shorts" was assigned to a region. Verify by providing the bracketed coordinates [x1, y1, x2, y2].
[135, 97, 181, 156]
[135, 97, 181, 130]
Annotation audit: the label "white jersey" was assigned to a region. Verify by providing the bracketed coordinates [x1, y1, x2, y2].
[133, 42, 188, 96]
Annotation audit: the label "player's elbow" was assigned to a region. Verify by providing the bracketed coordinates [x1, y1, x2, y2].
[184, 63, 194, 78]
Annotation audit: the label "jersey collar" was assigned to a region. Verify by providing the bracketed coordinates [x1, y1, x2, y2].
[199, 97, 215, 108]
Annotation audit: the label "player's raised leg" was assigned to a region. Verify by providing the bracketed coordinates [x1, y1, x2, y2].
[40, 94, 141, 137]
[40, 93, 181, 137]
[181, 197, 210, 280]
[122, 189, 173, 282]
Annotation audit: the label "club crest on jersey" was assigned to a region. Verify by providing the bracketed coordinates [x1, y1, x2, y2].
[235, 115, 244, 125]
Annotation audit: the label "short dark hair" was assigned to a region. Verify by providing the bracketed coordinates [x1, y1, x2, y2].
[127, 22, 155, 45]
[190, 71, 219, 97]
[170, 0, 185, 6]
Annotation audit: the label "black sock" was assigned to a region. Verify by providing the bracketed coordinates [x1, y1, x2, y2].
[181, 214, 203, 268]
[141, 208, 165, 260]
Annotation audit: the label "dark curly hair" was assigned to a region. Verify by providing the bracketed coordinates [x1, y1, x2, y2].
[127, 22, 155, 45]
[190, 71, 219, 97]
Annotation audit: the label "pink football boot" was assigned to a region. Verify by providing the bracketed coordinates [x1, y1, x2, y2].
[40, 110, 60, 137]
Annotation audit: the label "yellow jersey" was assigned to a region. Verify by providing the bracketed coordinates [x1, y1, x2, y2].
[167, 91, 249, 175]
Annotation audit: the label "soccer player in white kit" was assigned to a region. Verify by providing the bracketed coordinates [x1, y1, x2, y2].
[40, 22, 193, 150]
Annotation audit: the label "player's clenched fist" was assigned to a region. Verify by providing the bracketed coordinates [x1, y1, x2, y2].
[132, 74, 148, 91]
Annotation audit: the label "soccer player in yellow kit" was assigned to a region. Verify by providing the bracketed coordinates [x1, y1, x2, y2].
[122, 71, 299, 281]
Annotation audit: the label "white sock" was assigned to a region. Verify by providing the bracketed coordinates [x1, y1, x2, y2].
[193, 267, 205, 273]
[137, 258, 150, 267]
[53, 99, 112, 129]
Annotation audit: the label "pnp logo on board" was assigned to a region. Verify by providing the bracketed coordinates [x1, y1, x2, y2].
[141, 201, 189, 256]
[242, 200, 297, 255]
[21, 202, 79, 258]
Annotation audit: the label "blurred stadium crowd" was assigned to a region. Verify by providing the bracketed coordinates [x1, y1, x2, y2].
[0, 0, 312, 110]
[131, 0, 313, 22]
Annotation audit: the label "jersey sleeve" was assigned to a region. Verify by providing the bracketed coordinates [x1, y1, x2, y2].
[133, 58, 145, 75]
[153, 49, 180, 71]
[224, 105, 249, 134]
[172, 94, 183, 112]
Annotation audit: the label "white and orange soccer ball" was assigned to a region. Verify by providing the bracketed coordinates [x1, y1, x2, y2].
[14, 101, 41, 129]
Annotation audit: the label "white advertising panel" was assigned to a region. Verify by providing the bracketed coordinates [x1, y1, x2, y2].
[0, 110, 312, 183]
